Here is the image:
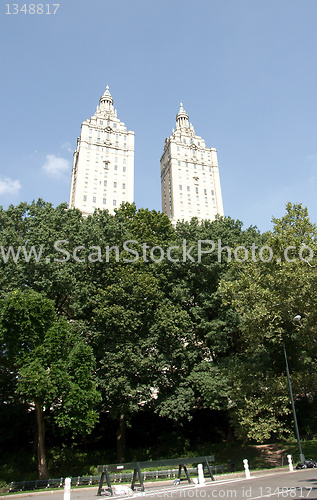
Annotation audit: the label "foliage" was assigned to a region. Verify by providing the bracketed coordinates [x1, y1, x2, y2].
[220, 203, 317, 441]
[0, 288, 100, 477]
[1, 199, 317, 475]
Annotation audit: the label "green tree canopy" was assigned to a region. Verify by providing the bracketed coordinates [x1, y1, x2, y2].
[220, 203, 317, 441]
[0, 289, 100, 478]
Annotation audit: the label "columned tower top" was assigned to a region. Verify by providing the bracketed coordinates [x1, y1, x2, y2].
[176, 102, 189, 129]
[99, 85, 114, 113]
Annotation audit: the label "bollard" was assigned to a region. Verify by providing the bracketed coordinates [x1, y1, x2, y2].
[243, 459, 251, 479]
[197, 464, 205, 485]
[64, 477, 71, 500]
[287, 454, 294, 472]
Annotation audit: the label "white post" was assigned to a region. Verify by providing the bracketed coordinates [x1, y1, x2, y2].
[243, 459, 251, 479]
[197, 464, 205, 485]
[287, 454, 294, 472]
[64, 477, 71, 500]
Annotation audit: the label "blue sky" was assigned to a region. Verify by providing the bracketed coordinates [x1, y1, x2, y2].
[1, 0, 317, 232]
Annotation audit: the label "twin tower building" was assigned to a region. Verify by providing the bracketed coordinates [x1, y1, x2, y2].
[69, 87, 224, 223]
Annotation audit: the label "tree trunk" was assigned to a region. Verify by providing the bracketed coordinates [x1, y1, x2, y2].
[116, 414, 126, 463]
[35, 401, 49, 479]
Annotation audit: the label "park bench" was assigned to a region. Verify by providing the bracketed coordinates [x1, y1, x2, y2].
[97, 455, 215, 496]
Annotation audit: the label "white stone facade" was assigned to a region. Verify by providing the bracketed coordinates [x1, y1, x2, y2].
[160, 104, 224, 224]
[69, 87, 134, 215]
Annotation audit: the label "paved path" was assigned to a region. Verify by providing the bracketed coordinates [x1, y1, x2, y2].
[2, 468, 317, 500]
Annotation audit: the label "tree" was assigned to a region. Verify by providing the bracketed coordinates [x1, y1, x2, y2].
[91, 267, 165, 462]
[0, 289, 100, 478]
[220, 203, 317, 441]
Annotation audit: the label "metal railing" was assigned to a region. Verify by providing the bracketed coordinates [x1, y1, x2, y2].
[9, 465, 225, 492]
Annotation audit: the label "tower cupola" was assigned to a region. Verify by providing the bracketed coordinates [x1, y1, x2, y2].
[99, 85, 114, 112]
[176, 103, 189, 129]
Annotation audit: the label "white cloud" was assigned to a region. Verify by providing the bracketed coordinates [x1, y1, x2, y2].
[61, 141, 73, 153]
[42, 154, 71, 178]
[0, 177, 21, 195]
[306, 154, 317, 162]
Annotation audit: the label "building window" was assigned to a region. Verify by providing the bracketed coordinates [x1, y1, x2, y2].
[123, 167, 126, 172]
[123, 159, 126, 164]
[122, 183, 126, 189]
[113, 200, 116, 206]
[115, 157, 118, 163]
[114, 182, 117, 188]
[204, 189, 207, 195]
[187, 186, 190, 191]
[83, 195, 87, 201]
[103, 198, 106, 204]
[114, 165, 118, 170]
[195, 187, 198, 194]
[179, 185, 182, 190]
[104, 180, 107, 186]
[100, 120, 103, 125]
[93, 196, 96, 203]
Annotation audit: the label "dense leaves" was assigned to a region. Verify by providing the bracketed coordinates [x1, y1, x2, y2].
[0, 289, 100, 477]
[1, 199, 317, 475]
[220, 203, 317, 441]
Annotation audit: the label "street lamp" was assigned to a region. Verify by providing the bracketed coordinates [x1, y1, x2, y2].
[282, 315, 305, 463]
